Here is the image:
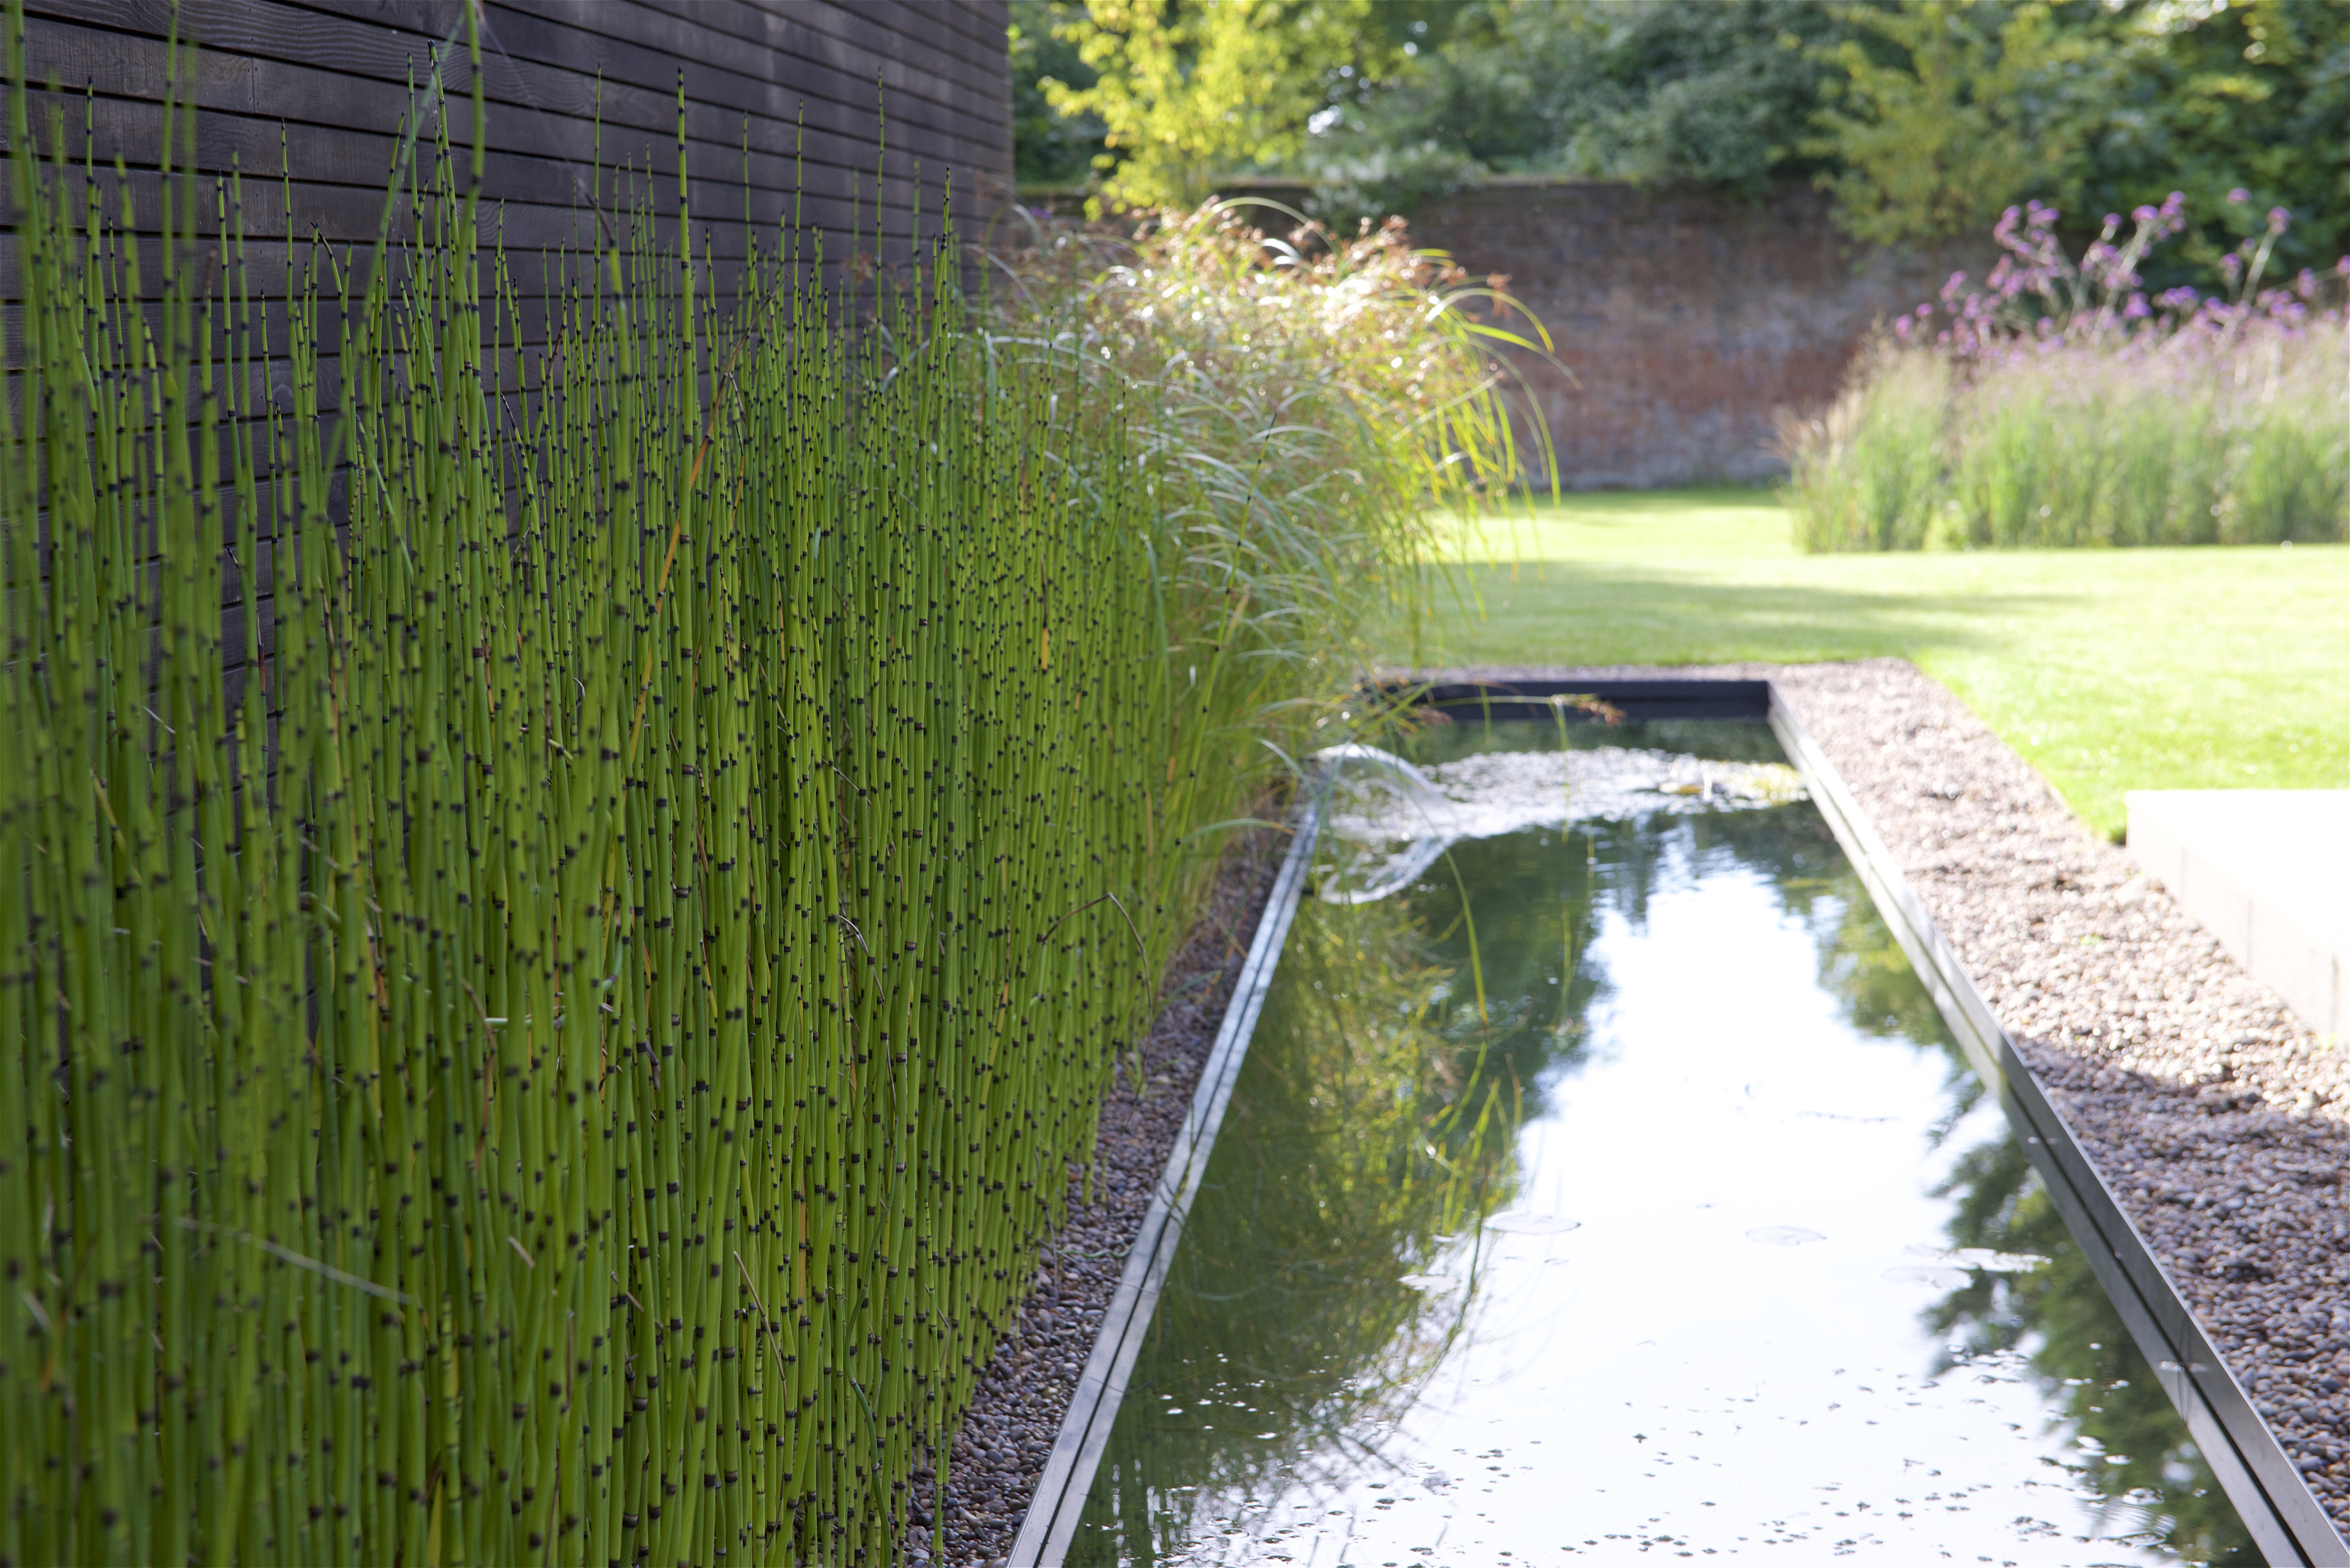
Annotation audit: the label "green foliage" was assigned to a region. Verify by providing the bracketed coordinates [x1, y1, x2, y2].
[0, 30, 1370, 1567]
[1073, 886, 1523, 1557]
[1305, 0, 1846, 221]
[1011, 0, 1107, 187]
[1015, 0, 2350, 293]
[1017, 0, 1850, 221]
[994, 201, 1555, 668]
[1815, 0, 2350, 277]
[1780, 331, 2350, 551]
[1037, 0, 1406, 213]
[1778, 343, 1954, 552]
[1811, 0, 2109, 246]
[2066, 0, 2350, 282]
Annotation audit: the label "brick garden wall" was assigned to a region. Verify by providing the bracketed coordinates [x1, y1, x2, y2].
[1407, 178, 1977, 490]
[1193, 175, 1979, 491]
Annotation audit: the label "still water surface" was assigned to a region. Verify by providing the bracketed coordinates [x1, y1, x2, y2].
[1069, 721, 2254, 1566]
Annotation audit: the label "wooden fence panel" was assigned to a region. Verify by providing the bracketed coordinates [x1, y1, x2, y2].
[23, 0, 1013, 280]
[10, 0, 1008, 702]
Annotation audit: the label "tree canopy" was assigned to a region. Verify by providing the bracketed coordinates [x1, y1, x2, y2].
[1816, 0, 2349, 279]
[1024, 0, 1417, 211]
[1013, 0, 2350, 280]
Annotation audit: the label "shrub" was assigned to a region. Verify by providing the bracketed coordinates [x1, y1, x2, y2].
[1784, 197, 2350, 551]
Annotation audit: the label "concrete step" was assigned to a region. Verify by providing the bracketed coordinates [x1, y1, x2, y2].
[2126, 790, 2349, 1039]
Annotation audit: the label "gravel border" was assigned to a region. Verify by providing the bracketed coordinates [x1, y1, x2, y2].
[1409, 658, 2350, 1542]
[914, 829, 1286, 1567]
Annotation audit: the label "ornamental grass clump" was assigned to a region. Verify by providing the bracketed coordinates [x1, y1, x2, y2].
[1783, 195, 2350, 551]
[991, 201, 1554, 683]
[1780, 343, 1952, 553]
[0, 26, 1286, 1568]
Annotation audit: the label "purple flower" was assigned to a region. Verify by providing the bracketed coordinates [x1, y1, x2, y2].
[1887, 187, 2339, 370]
[2227, 187, 2250, 204]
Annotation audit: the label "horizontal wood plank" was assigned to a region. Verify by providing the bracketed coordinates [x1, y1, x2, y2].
[18, 0, 1011, 263]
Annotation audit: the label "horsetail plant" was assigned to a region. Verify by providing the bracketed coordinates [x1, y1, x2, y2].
[0, 12, 1289, 1563]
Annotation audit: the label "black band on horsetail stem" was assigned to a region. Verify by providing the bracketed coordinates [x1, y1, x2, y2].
[0, 17, 1237, 1567]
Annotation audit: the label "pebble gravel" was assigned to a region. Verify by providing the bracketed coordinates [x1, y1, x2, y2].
[927, 657, 2349, 1561]
[1418, 657, 2350, 1544]
[912, 831, 1285, 1565]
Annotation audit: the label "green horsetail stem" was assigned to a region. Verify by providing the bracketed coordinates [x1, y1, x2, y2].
[0, 11, 1312, 1564]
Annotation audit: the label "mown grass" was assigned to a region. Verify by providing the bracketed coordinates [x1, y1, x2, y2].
[1394, 488, 2349, 839]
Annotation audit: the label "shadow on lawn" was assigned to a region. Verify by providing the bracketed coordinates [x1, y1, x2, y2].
[1427, 560, 2081, 666]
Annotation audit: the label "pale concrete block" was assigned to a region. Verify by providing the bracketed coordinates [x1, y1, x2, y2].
[2129, 810, 2188, 896]
[2126, 790, 2349, 1039]
[2249, 900, 2341, 1041]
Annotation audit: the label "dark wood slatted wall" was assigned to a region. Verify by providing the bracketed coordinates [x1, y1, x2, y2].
[13, 0, 1009, 701]
[22, 0, 1013, 302]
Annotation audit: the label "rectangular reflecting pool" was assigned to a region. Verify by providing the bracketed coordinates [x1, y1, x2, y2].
[1067, 720, 2256, 1567]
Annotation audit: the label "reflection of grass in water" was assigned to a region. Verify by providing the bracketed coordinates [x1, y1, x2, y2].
[1075, 751, 2256, 1564]
[1925, 1139, 2261, 1567]
[1802, 878, 2259, 1567]
[1074, 891, 1526, 1564]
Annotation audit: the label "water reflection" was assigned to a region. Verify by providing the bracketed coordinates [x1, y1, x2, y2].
[1069, 722, 2251, 1566]
[1082, 893, 1521, 1555]
[1809, 876, 2259, 1567]
[1924, 1140, 2261, 1566]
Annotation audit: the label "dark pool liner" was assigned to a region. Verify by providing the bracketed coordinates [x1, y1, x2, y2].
[1010, 678, 2341, 1567]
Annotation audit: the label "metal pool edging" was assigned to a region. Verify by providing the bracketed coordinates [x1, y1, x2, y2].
[1406, 676, 1775, 724]
[1767, 683, 2345, 1568]
[1008, 799, 1325, 1567]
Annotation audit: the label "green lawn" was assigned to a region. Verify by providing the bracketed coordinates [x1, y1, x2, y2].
[1387, 487, 2349, 840]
